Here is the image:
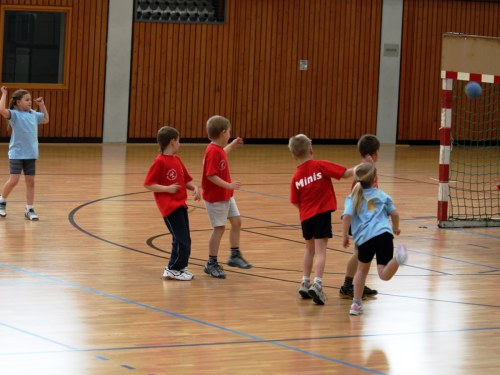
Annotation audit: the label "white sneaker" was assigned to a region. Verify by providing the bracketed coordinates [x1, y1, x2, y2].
[181, 268, 194, 277]
[162, 268, 193, 281]
[395, 244, 408, 265]
[25, 208, 39, 221]
[349, 302, 363, 316]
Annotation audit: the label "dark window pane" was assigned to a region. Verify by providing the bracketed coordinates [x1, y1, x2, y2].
[2, 11, 66, 84]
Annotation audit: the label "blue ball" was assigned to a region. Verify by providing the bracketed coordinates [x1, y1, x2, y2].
[465, 81, 482, 99]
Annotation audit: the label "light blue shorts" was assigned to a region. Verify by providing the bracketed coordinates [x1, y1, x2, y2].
[204, 197, 240, 227]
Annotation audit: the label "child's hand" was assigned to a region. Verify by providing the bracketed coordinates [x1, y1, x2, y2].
[0, 86, 7, 95]
[166, 183, 181, 193]
[393, 228, 401, 235]
[230, 137, 244, 147]
[342, 235, 350, 248]
[34, 97, 45, 106]
[228, 181, 241, 190]
[193, 186, 201, 201]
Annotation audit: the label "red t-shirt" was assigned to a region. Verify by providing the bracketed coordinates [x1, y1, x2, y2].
[144, 154, 192, 217]
[290, 160, 346, 222]
[202, 143, 233, 203]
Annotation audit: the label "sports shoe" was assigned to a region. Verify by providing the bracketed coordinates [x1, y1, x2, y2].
[25, 208, 39, 221]
[363, 285, 378, 297]
[0, 202, 6, 217]
[339, 286, 376, 300]
[181, 267, 194, 277]
[162, 268, 193, 281]
[349, 302, 363, 316]
[395, 244, 408, 265]
[204, 261, 226, 279]
[308, 283, 326, 305]
[227, 251, 252, 269]
[298, 281, 312, 299]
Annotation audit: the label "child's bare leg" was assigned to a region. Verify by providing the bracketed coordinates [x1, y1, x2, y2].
[313, 238, 328, 279]
[208, 226, 225, 257]
[228, 216, 241, 248]
[353, 261, 371, 301]
[377, 258, 399, 281]
[1, 174, 21, 199]
[303, 239, 315, 278]
[24, 175, 35, 206]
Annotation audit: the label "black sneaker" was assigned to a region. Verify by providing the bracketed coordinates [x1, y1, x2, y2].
[0, 202, 6, 217]
[339, 285, 370, 300]
[339, 285, 354, 299]
[227, 252, 252, 269]
[204, 261, 226, 279]
[363, 285, 378, 297]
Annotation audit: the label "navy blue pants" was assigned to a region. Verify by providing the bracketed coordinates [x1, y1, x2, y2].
[163, 206, 191, 271]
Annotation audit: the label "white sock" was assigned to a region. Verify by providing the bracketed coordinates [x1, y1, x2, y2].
[26, 205, 33, 210]
[0, 196, 5, 203]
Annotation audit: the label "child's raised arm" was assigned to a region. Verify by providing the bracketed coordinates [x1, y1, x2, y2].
[224, 137, 244, 154]
[34, 97, 49, 124]
[0, 86, 10, 119]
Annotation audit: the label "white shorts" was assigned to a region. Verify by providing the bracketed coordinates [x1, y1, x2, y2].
[204, 197, 240, 227]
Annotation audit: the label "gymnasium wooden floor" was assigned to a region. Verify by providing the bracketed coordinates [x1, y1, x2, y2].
[0, 143, 498, 375]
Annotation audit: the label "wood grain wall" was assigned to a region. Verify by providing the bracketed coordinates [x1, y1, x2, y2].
[0, 0, 108, 141]
[129, 0, 383, 141]
[398, 0, 500, 142]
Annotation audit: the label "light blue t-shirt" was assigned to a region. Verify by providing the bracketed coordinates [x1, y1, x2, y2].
[8, 109, 45, 160]
[343, 187, 396, 246]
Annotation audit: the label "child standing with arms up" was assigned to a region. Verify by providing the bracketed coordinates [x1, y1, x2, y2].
[144, 126, 201, 281]
[0, 86, 49, 220]
[202, 115, 252, 279]
[342, 162, 408, 316]
[289, 134, 355, 305]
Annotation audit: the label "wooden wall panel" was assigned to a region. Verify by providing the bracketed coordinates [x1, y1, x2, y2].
[129, 0, 383, 141]
[0, 0, 108, 141]
[398, 0, 500, 142]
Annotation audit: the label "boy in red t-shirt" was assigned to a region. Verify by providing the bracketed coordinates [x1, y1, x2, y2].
[144, 126, 201, 281]
[289, 134, 355, 305]
[202, 115, 251, 279]
[339, 134, 380, 299]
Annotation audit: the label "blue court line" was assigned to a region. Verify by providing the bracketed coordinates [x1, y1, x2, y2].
[0, 322, 77, 350]
[0, 263, 385, 374]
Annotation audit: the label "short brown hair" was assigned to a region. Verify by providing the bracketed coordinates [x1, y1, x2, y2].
[157, 126, 179, 152]
[288, 134, 312, 158]
[206, 115, 230, 140]
[357, 134, 380, 157]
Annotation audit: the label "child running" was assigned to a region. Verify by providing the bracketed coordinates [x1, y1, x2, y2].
[289, 134, 355, 305]
[144, 126, 201, 281]
[342, 162, 408, 316]
[202, 115, 251, 279]
[339, 134, 381, 299]
[0, 86, 49, 220]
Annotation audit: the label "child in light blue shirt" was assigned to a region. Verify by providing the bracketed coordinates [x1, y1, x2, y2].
[342, 163, 408, 316]
[0, 86, 49, 220]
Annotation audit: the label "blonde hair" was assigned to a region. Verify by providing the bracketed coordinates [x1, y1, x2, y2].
[9, 89, 30, 110]
[288, 134, 312, 158]
[351, 163, 376, 215]
[206, 115, 230, 140]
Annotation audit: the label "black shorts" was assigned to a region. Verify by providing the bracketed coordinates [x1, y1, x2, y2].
[301, 211, 332, 240]
[357, 232, 394, 265]
[10, 159, 36, 176]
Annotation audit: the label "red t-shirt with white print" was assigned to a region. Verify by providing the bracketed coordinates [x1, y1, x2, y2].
[202, 143, 233, 203]
[290, 160, 346, 222]
[144, 154, 192, 217]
